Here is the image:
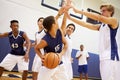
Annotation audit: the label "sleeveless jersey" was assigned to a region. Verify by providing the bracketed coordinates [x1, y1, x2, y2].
[99, 23, 120, 61]
[42, 29, 62, 53]
[8, 31, 25, 55]
[63, 35, 72, 62]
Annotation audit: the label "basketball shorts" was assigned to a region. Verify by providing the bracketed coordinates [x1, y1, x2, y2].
[100, 60, 120, 80]
[32, 54, 42, 72]
[78, 65, 88, 74]
[37, 63, 69, 80]
[0, 54, 28, 72]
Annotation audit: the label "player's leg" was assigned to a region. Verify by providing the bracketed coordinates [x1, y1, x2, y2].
[80, 73, 82, 80]
[0, 67, 4, 77]
[18, 56, 29, 80]
[32, 72, 38, 80]
[32, 55, 42, 80]
[22, 70, 28, 80]
[78, 65, 83, 80]
[84, 73, 88, 80]
[83, 65, 88, 80]
[0, 54, 17, 77]
[100, 60, 113, 80]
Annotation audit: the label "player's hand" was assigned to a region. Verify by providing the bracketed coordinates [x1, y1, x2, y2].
[24, 53, 29, 62]
[58, 7, 66, 16]
[64, 5, 72, 11]
[57, 53, 62, 61]
[40, 55, 45, 65]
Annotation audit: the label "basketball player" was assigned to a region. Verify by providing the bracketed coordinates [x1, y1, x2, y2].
[60, 12, 75, 79]
[76, 44, 89, 80]
[66, 4, 120, 80]
[35, 15, 69, 80]
[0, 20, 31, 80]
[32, 17, 46, 80]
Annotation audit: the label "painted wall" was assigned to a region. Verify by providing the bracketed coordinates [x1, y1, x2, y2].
[0, 0, 120, 54]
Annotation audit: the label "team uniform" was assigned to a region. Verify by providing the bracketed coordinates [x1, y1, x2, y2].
[37, 29, 69, 80]
[76, 50, 89, 74]
[0, 31, 28, 72]
[62, 35, 73, 80]
[99, 23, 120, 80]
[32, 29, 46, 72]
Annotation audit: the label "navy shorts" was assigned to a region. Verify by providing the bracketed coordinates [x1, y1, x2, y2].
[78, 65, 88, 74]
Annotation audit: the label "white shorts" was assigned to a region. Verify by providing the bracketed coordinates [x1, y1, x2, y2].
[0, 54, 28, 72]
[37, 64, 69, 80]
[32, 54, 42, 72]
[100, 60, 120, 80]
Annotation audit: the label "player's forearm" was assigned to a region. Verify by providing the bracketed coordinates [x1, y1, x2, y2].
[61, 14, 67, 35]
[74, 8, 99, 21]
[69, 17, 99, 30]
[56, 13, 61, 20]
[25, 41, 31, 54]
[76, 55, 81, 59]
[0, 32, 8, 38]
[34, 46, 43, 59]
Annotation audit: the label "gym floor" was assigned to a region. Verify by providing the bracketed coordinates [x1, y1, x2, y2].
[0, 71, 94, 80]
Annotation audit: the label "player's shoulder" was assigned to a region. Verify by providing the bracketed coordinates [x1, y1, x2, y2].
[19, 31, 25, 36]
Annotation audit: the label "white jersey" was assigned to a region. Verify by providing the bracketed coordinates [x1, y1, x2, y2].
[63, 35, 72, 62]
[62, 35, 73, 80]
[32, 29, 46, 72]
[99, 23, 120, 61]
[76, 50, 89, 65]
[35, 29, 46, 54]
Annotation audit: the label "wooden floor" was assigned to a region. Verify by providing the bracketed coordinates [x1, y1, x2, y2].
[0, 71, 93, 80]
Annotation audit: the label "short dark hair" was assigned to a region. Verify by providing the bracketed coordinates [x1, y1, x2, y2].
[67, 23, 75, 32]
[10, 20, 19, 24]
[37, 17, 44, 22]
[43, 16, 55, 32]
[10, 20, 19, 27]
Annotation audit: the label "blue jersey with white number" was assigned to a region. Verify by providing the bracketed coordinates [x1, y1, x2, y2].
[42, 29, 63, 53]
[8, 31, 25, 55]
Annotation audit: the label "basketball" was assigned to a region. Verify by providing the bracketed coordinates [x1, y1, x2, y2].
[44, 52, 60, 69]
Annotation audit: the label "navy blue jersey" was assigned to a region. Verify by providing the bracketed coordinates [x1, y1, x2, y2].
[42, 29, 63, 53]
[8, 31, 25, 55]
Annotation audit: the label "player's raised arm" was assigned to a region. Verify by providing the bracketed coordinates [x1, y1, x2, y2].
[0, 32, 9, 38]
[65, 12, 100, 31]
[72, 5, 118, 29]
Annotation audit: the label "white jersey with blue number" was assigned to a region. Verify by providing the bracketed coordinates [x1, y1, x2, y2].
[99, 23, 120, 61]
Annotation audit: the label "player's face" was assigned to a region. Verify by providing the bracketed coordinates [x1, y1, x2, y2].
[100, 7, 111, 17]
[66, 25, 74, 36]
[80, 45, 84, 51]
[38, 19, 44, 29]
[10, 22, 19, 32]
